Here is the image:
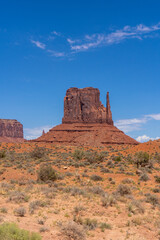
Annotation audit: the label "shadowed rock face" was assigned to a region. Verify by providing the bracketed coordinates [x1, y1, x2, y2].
[62, 87, 113, 124]
[0, 119, 23, 139]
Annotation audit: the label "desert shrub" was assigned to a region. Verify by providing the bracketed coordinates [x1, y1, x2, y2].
[84, 151, 105, 164]
[106, 160, 115, 168]
[60, 221, 86, 240]
[8, 191, 29, 203]
[0, 151, 6, 158]
[37, 164, 57, 182]
[90, 174, 103, 181]
[145, 193, 159, 206]
[39, 227, 48, 233]
[87, 186, 105, 196]
[0, 222, 41, 240]
[29, 200, 48, 214]
[113, 155, 122, 162]
[152, 188, 160, 193]
[122, 178, 135, 184]
[101, 194, 116, 207]
[139, 172, 150, 182]
[14, 207, 26, 217]
[100, 167, 111, 173]
[0, 207, 7, 213]
[64, 186, 85, 196]
[154, 175, 160, 183]
[127, 200, 145, 214]
[30, 146, 47, 159]
[99, 222, 112, 231]
[116, 184, 131, 196]
[134, 152, 150, 168]
[73, 149, 84, 160]
[83, 218, 97, 230]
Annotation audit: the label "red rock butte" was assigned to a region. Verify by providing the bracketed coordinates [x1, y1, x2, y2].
[34, 87, 138, 146]
[0, 119, 24, 143]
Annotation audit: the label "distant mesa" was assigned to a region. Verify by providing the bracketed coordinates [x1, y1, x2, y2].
[33, 87, 138, 146]
[0, 119, 24, 143]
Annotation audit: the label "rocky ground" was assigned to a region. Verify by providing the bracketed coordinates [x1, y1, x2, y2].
[0, 141, 160, 239]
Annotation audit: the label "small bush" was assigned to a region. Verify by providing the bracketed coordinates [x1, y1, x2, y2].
[139, 172, 150, 182]
[90, 174, 103, 181]
[60, 221, 86, 240]
[0, 151, 6, 158]
[14, 207, 26, 217]
[83, 218, 97, 230]
[30, 146, 47, 159]
[116, 184, 131, 196]
[154, 175, 160, 183]
[134, 152, 150, 168]
[84, 151, 105, 164]
[101, 194, 116, 207]
[145, 193, 159, 206]
[113, 156, 122, 162]
[0, 208, 7, 213]
[73, 149, 84, 160]
[8, 191, 29, 203]
[37, 164, 57, 182]
[0, 222, 41, 240]
[99, 222, 112, 231]
[127, 200, 145, 214]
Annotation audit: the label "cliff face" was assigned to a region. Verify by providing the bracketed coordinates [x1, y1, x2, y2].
[0, 119, 23, 141]
[62, 87, 113, 124]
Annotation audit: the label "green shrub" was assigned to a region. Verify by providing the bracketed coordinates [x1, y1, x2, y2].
[0, 222, 41, 240]
[84, 151, 105, 164]
[0, 151, 6, 158]
[73, 149, 84, 160]
[113, 156, 122, 162]
[134, 152, 150, 168]
[30, 146, 47, 159]
[37, 164, 57, 182]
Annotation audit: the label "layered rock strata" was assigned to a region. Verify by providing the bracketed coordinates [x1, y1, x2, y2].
[0, 119, 24, 142]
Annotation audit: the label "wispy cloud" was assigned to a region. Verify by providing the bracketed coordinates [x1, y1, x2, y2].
[115, 113, 160, 133]
[31, 40, 46, 49]
[136, 135, 160, 143]
[115, 117, 148, 133]
[30, 22, 160, 57]
[24, 125, 52, 140]
[69, 23, 160, 52]
[47, 49, 65, 57]
[51, 31, 61, 36]
[147, 113, 160, 120]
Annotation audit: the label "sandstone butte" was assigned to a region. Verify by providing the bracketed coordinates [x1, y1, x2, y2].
[33, 87, 138, 146]
[0, 119, 24, 143]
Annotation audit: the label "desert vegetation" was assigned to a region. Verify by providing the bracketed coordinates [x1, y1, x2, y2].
[0, 141, 160, 239]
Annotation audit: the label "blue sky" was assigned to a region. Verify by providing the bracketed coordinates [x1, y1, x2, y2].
[1, 0, 160, 142]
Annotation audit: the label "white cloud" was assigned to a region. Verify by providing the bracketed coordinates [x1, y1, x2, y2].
[136, 135, 160, 143]
[47, 49, 65, 57]
[69, 22, 160, 52]
[51, 31, 61, 36]
[147, 113, 160, 120]
[24, 125, 52, 140]
[31, 40, 46, 49]
[115, 117, 148, 133]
